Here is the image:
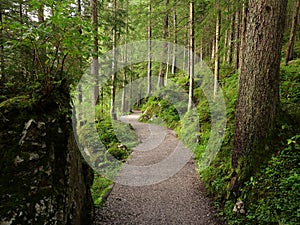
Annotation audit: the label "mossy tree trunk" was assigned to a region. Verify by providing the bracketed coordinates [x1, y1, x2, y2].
[231, 0, 288, 189]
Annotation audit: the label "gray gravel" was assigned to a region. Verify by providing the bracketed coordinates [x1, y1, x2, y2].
[94, 112, 224, 225]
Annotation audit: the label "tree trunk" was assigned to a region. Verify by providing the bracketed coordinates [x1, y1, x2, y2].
[223, 30, 228, 62]
[234, 9, 240, 71]
[157, 0, 169, 88]
[172, 8, 177, 75]
[285, 0, 300, 64]
[227, 13, 235, 64]
[200, 37, 203, 61]
[165, 44, 170, 85]
[147, 0, 152, 96]
[211, 38, 215, 60]
[110, 0, 117, 120]
[214, 9, 221, 97]
[188, 0, 194, 111]
[121, 54, 126, 113]
[239, 3, 248, 72]
[91, 0, 99, 106]
[0, 8, 4, 84]
[121, 0, 129, 113]
[232, 0, 288, 187]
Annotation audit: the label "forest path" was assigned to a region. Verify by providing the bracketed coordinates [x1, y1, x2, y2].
[94, 111, 224, 225]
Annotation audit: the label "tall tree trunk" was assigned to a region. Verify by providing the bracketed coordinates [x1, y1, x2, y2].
[129, 65, 133, 112]
[171, 8, 177, 75]
[121, 0, 129, 113]
[188, 0, 194, 111]
[91, 0, 99, 106]
[77, 0, 82, 116]
[214, 9, 221, 97]
[147, 0, 152, 96]
[285, 0, 300, 64]
[110, 0, 117, 119]
[234, 9, 240, 71]
[211, 38, 215, 60]
[200, 37, 203, 61]
[165, 44, 170, 85]
[183, 38, 186, 72]
[158, 0, 169, 88]
[0, 8, 4, 84]
[121, 54, 126, 113]
[232, 0, 288, 192]
[227, 13, 235, 64]
[223, 30, 228, 62]
[239, 3, 248, 71]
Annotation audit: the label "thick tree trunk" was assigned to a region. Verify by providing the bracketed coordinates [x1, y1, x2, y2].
[232, 0, 288, 184]
[285, 0, 300, 64]
[188, 0, 194, 111]
[214, 9, 221, 97]
[147, 0, 152, 96]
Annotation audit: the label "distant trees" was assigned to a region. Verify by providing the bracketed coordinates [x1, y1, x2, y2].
[285, 0, 300, 64]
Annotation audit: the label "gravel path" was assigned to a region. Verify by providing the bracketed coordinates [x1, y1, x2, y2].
[94, 112, 224, 225]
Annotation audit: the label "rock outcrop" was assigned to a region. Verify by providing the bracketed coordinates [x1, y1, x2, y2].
[0, 96, 94, 224]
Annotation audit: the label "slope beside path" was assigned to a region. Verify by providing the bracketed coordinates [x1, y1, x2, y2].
[94, 112, 224, 225]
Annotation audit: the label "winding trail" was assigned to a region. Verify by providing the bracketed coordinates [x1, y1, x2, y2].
[94, 112, 224, 225]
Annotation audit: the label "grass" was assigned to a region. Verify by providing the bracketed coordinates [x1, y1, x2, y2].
[89, 113, 139, 208]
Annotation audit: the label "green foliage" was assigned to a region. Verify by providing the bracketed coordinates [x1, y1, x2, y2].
[91, 175, 112, 207]
[88, 115, 138, 207]
[139, 96, 180, 129]
[280, 59, 300, 117]
[199, 63, 300, 225]
[237, 135, 300, 224]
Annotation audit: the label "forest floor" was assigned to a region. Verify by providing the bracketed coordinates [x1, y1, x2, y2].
[94, 112, 224, 225]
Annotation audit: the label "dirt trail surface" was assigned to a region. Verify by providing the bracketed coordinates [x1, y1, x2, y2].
[94, 112, 224, 225]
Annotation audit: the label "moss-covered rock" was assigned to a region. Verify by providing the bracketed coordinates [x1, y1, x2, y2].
[0, 95, 94, 225]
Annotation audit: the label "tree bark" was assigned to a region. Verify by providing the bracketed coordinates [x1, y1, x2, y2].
[171, 8, 177, 75]
[234, 9, 240, 71]
[214, 9, 221, 97]
[188, 0, 194, 111]
[239, 3, 248, 72]
[110, 0, 117, 120]
[91, 0, 99, 106]
[285, 0, 300, 64]
[157, 0, 169, 88]
[0, 8, 4, 84]
[227, 13, 235, 64]
[232, 0, 288, 182]
[147, 0, 152, 96]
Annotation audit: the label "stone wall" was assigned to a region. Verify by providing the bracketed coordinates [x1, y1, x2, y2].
[0, 96, 94, 225]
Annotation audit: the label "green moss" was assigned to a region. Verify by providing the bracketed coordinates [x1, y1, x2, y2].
[0, 95, 31, 108]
